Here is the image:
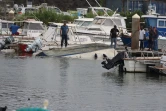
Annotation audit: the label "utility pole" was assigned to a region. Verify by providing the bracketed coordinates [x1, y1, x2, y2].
[4, 0, 6, 19]
[127, 0, 129, 11]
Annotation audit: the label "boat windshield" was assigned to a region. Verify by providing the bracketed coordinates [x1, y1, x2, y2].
[81, 21, 92, 26]
[74, 20, 84, 26]
[92, 18, 105, 25]
[2, 23, 13, 28]
[23, 23, 44, 30]
[103, 18, 122, 26]
[144, 18, 157, 27]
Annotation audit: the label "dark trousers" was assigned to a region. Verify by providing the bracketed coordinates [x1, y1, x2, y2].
[61, 35, 68, 47]
[148, 40, 153, 50]
[139, 40, 144, 50]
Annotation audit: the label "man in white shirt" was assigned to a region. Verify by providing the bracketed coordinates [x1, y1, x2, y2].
[139, 26, 145, 50]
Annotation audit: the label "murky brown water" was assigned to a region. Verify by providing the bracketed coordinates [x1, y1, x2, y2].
[0, 54, 166, 111]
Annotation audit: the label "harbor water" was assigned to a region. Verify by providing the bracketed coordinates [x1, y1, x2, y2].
[1, 54, 166, 111]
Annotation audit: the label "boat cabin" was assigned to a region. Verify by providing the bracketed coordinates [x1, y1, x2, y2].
[142, 15, 166, 37]
[142, 3, 166, 37]
[0, 19, 14, 35]
[21, 19, 45, 37]
[87, 15, 127, 35]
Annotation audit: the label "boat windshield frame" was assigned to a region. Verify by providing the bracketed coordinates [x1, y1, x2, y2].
[23, 22, 44, 30]
[92, 18, 105, 25]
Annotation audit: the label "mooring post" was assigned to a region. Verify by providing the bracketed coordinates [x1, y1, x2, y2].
[131, 14, 140, 50]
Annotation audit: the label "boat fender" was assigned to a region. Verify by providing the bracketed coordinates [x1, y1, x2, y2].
[94, 53, 98, 59]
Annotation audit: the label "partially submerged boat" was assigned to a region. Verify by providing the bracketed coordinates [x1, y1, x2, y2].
[34, 43, 117, 60]
[26, 22, 117, 60]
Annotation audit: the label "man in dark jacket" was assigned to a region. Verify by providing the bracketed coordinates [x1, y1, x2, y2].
[110, 25, 119, 49]
[60, 21, 69, 48]
[148, 26, 154, 51]
[153, 27, 159, 51]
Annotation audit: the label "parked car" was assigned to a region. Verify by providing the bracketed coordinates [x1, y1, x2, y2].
[18, 7, 38, 14]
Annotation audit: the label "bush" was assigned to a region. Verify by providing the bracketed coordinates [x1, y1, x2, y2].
[120, 10, 144, 29]
[14, 9, 77, 25]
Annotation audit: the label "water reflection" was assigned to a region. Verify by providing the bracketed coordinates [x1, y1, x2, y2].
[1, 55, 166, 111]
[58, 58, 69, 111]
[102, 71, 124, 86]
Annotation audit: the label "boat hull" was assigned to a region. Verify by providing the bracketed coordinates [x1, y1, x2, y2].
[121, 36, 149, 48]
[124, 59, 147, 73]
[35, 43, 117, 60]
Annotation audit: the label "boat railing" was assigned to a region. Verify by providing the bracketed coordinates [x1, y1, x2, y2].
[124, 49, 164, 59]
[72, 27, 82, 44]
[99, 25, 107, 43]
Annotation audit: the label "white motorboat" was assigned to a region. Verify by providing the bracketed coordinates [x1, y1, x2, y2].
[76, 15, 128, 41]
[0, 19, 45, 53]
[26, 22, 117, 60]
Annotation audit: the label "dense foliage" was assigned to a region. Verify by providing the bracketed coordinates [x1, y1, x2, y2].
[14, 9, 77, 25]
[120, 10, 144, 29]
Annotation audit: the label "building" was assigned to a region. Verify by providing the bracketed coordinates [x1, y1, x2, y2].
[106, 0, 166, 15]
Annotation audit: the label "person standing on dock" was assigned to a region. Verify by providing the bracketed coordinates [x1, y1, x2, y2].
[110, 25, 119, 49]
[139, 26, 145, 50]
[148, 26, 154, 51]
[60, 21, 69, 48]
[153, 27, 159, 51]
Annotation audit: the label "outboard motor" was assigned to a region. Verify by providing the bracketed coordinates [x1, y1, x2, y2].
[25, 38, 43, 52]
[5, 36, 14, 45]
[101, 52, 126, 70]
[0, 36, 14, 49]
